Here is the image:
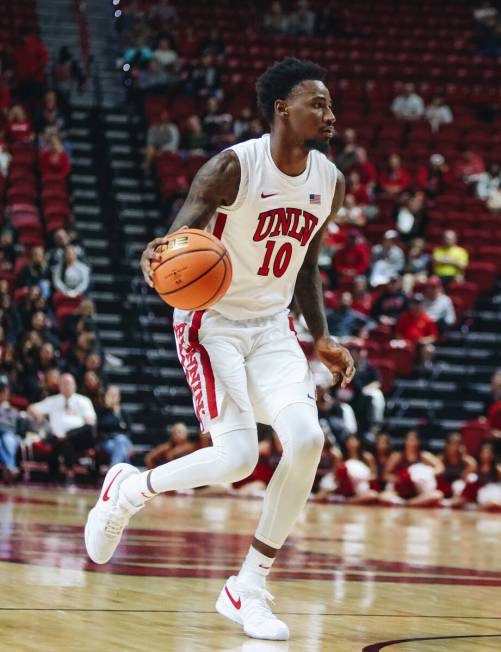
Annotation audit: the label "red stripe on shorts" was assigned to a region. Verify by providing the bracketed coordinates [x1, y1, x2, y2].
[213, 212, 227, 239]
[288, 316, 299, 340]
[188, 310, 218, 419]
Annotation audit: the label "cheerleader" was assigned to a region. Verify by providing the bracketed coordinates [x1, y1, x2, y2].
[436, 432, 476, 499]
[455, 441, 501, 511]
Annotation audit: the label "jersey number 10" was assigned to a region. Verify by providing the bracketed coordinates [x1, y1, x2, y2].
[257, 241, 293, 277]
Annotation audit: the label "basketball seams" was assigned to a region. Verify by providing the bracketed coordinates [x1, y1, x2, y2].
[191, 253, 231, 310]
[151, 247, 225, 274]
[157, 249, 228, 296]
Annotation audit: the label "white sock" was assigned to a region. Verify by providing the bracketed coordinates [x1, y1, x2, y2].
[119, 471, 156, 509]
[237, 545, 277, 588]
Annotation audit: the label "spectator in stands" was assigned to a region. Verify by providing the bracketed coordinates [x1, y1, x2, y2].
[332, 229, 371, 278]
[0, 227, 16, 272]
[180, 114, 209, 153]
[34, 90, 65, 134]
[290, 0, 316, 35]
[16, 246, 51, 297]
[144, 421, 195, 469]
[402, 237, 431, 293]
[7, 105, 34, 143]
[391, 83, 425, 121]
[353, 147, 377, 190]
[52, 46, 86, 116]
[138, 59, 174, 92]
[395, 192, 428, 242]
[97, 385, 134, 466]
[144, 111, 180, 172]
[199, 29, 226, 58]
[233, 107, 253, 139]
[0, 292, 22, 344]
[211, 115, 237, 152]
[337, 193, 367, 227]
[423, 276, 456, 333]
[153, 35, 178, 70]
[371, 275, 409, 326]
[425, 97, 453, 132]
[0, 377, 24, 483]
[396, 294, 438, 369]
[264, 1, 291, 34]
[351, 275, 373, 316]
[148, 0, 178, 28]
[41, 368, 61, 398]
[432, 230, 469, 283]
[326, 292, 373, 338]
[316, 383, 357, 443]
[0, 135, 11, 179]
[48, 228, 85, 270]
[347, 170, 370, 205]
[178, 27, 200, 58]
[65, 331, 98, 381]
[27, 372, 96, 480]
[188, 52, 221, 98]
[370, 230, 405, 287]
[454, 149, 485, 183]
[13, 30, 48, 102]
[349, 343, 385, 434]
[39, 134, 71, 180]
[476, 161, 501, 211]
[436, 432, 477, 499]
[379, 154, 411, 195]
[30, 310, 60, 349]
[416, 153, 451, 197]
[63, 298, 97, 341]
[81, 371, 105, 410]
[335, 128, 358, 173]
[53, 244, 91, 298]
[381, 430, 444, 506]
[123, 37, 153, 68]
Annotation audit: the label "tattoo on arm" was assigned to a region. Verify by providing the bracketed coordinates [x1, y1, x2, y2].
[168, 150, 241, 234]
[294, 171, 346, 341]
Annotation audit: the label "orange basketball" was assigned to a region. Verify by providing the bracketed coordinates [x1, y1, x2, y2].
[151, 228, 232, 310]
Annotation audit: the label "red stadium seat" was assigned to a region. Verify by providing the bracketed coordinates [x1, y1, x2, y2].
[465, 262, 497, 295]
[447, 281, 479, 311]
[370, 358, 396, 393]
[52, 291, 83, 311]
[476, 246, 501, 274]
[381, 341, 415, 376]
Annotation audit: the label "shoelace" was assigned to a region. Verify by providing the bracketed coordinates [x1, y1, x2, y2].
[103, 504, 129, 538]
[243, 586, 278, 621]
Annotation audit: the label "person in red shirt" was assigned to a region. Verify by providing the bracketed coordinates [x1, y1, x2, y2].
[39, 134, 71, 179]
[396, 294, 438, 369]
[351, 275, 373, 315]
[6, 105, 34, 144]
[347, 170, 370, 205]
[352, 146, 377, 190]
[380, 153, 411, 195]
[333, 229, 371, 278]
[416, 153, 452, 197]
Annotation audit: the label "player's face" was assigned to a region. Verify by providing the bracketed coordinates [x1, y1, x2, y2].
[285, 80, 335, 153]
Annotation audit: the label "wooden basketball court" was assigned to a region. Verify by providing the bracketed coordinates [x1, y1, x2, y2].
[1, 485, 500, 651]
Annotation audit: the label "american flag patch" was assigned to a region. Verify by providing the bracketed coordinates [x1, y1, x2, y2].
[309, 193, 321, 204]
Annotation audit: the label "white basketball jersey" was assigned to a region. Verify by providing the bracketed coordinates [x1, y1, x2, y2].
[206, 134, 338, 320]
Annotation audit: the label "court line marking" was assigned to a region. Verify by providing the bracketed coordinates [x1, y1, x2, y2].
[0, 608, 499, 619]
[362, 634, 501, 651]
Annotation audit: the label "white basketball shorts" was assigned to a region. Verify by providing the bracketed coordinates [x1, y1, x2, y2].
[173, 308, 317, 436]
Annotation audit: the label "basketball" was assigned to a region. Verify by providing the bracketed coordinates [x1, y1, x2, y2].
[151, 228, 232, 310]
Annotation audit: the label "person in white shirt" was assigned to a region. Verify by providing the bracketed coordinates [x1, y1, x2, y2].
[28, 373, 96, 479]
[53, 244, 90, 298]
[423, 276, 456, 333]
[370, 230, 405, 286]
[425, 97, 453, 132]
[391, 83, 425, 121]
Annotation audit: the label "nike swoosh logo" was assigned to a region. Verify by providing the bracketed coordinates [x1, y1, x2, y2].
[225, 586, 241, 610]
[102, 468, 123, 502]
[261, 192, 278, 198]
[307, 393, 316, 400]
[258, 564, 271, 570]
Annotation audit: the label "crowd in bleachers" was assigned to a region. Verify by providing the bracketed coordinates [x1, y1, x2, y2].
[0, 5, 136, 484]
[106, 0, 501, 507]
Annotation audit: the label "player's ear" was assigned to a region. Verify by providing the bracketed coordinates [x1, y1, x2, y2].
[275, 100, 289, 118]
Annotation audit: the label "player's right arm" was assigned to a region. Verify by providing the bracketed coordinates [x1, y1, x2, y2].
[140, 150, 241, 287]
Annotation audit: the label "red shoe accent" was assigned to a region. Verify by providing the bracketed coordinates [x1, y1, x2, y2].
[225, 586, 241, 610]
[102, 469, 123, 502]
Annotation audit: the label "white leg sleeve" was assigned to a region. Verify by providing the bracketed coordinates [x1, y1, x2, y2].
[254, 403, 324, 549]
[148, 426, 259, 494]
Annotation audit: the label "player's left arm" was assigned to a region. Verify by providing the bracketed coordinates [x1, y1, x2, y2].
[294, 171, 355, 387]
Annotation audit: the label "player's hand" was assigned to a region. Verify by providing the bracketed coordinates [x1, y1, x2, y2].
[314, 336, 355, 388]
[140, 236, 169, 287]
[140, 227, 189, 287]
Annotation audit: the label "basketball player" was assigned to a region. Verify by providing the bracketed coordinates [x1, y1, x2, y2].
[85, 58, 355, 641]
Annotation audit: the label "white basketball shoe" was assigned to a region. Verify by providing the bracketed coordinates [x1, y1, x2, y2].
[85, 463, 142, 564]
[215, 576, 289, 641]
